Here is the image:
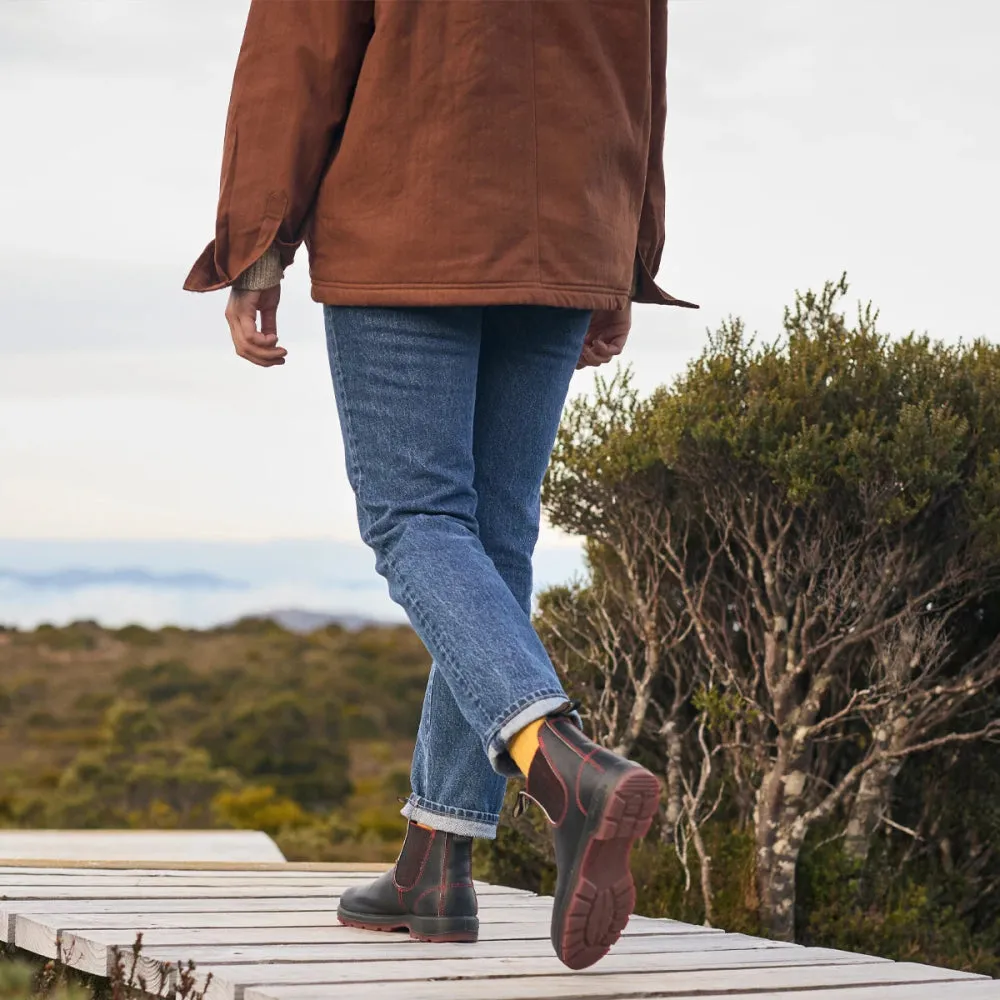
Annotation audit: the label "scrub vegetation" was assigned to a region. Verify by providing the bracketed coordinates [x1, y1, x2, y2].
[2, 281, 998, 985]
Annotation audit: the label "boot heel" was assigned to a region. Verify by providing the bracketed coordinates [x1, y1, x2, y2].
[407, 914, 479, 943]
[596, 768, 661, 842]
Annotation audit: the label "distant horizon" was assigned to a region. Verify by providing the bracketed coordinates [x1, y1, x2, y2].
[0, 536, 585, 631]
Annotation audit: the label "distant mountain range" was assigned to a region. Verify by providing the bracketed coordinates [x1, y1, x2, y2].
[240, 609, 383, 633]
[0, 568, 247, 591]
[0, 538, 583, 630]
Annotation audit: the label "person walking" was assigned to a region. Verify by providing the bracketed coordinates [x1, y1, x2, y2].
[186, 0, 694, 971]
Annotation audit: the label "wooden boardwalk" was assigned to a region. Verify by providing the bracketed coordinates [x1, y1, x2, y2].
[1, 862, 997, 1000]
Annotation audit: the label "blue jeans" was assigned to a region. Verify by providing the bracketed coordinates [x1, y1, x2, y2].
[324, 305, 590, 838]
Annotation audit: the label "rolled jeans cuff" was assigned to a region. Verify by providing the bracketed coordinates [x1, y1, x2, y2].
[401, 794, 500, 839]
[489, 692, 573, 777]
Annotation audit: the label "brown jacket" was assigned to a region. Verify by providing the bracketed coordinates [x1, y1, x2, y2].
[184, 0, 694, 313]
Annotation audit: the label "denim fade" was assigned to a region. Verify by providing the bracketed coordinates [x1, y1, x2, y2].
[324, 305, 590, 838]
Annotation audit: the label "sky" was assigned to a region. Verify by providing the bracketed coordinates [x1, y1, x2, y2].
[1, 0, 998, 548]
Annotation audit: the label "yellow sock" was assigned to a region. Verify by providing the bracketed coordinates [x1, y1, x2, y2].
[509, 718, 546, 776]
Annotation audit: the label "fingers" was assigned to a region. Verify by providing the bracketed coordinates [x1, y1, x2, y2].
[225, 287, 286, 367]
[586, 304, 632, 342]
[258, 284, 280, 341]
[576, 324, 628, 369]
[576, 342, 617, 369]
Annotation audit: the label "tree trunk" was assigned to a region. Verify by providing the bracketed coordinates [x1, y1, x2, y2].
[755, 757, 808, 941]
[689, 813, 715, 926]
[844, 718, 907, 862]
[844, 755, 900, 862]
[660, 720, 684, 844]
[758, 826, 804, 940]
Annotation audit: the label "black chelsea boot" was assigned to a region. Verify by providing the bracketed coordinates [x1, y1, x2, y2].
[520, 711, 660, 969]
[337, 821, 479, 942]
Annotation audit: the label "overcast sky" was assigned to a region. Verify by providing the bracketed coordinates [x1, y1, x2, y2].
[2, 0, 998, 543]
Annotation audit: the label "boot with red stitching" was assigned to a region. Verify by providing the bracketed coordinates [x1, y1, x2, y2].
[520, 710, 661, 969]
[337, 821, 478, 942]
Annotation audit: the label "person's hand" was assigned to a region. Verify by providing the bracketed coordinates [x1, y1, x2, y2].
[225, 284, 286, 367]
[576, 304, 631, 369]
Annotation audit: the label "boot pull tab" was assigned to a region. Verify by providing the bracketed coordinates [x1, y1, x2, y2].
[512, 791, 530, 819]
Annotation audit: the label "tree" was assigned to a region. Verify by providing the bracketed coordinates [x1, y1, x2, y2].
[198, 691, 352, 810]
[50, 700, 241, 828]
[540, 278, 1000, 940]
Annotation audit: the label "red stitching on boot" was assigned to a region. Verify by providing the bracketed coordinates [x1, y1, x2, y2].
[552, 723, 605, 772]
[414, 886, 439, 910]
[439, 834, 449, 917]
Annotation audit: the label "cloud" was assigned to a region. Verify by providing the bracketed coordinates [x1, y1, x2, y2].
[2, 0, 998, 543]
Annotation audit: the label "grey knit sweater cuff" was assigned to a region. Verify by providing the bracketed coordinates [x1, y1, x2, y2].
[233, 246, 284, 291]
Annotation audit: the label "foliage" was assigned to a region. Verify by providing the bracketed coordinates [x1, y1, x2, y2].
[517, 279, 1000, 966]
[0, 619, 431, 862]
[1, 933, 213, 1000]
[0, 954, 90, 1000]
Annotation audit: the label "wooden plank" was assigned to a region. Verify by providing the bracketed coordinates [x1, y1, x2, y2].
[0, 893, 550, 923]
[0, 831, 285, 863]
[243, 963, 985, 1000]
[13, 912, 697, 961]
[54, 930, 780, 980]
[640, 986, 1000, 1000]
[0, 875, 375, 886]
[0, 885, 409, 900]
[0, 900, 366, 941]
[0, 884, 543, 901]
[0, 860, 389, 872]
[0, 877, 528, 896]
[0, 868, 388, 879]
[2, 900, 712, 948]
[195, 946, 886, 999]
[1, 900, 559, 942]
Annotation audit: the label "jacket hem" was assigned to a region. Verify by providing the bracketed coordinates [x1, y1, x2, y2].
[310, 276, 697, 311]
[311, 278, 630, 310]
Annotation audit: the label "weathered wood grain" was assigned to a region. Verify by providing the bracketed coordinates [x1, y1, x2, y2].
[639, 986, 1000, 1000]
[194, 946, 886, 1000]
[241, 963, 985, 1000]
[53, 928, 784, 979]
[5, 864, 991, 1000]
[10, 907, 698, 956]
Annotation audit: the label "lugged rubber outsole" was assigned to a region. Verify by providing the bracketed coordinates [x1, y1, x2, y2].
[337, 911, 479, 943]
[554, 766, 661, 971]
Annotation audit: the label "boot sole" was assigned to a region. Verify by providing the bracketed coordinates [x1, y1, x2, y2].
[553, 766, 660, 970]
[337, 905, 479, 943]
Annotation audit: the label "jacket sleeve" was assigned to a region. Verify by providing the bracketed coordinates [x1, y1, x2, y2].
[184, 1, 374, 292]
[633, 0, 697, 308]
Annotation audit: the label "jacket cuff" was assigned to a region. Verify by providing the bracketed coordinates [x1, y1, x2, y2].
[233, 246, 284, 291]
